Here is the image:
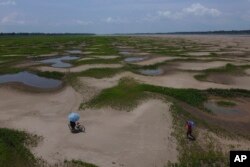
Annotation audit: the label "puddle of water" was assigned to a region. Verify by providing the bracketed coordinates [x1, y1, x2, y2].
[204, 101, 240, 114]
[67, 50, 82, 54]
[124, 57, 147, 63]
[139, 69, 163, 76]
[0, 71, 62, 89]
[40, 56, 79, 68]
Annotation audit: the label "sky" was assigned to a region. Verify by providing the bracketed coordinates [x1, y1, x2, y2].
[0, 0, 250, 34]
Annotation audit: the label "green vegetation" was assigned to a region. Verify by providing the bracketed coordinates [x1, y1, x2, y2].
[83, 77, 205, 111]
[0, 35, 91, 56]
[168, 104, 228, 167]
[35, 71, 65, 80]
[83, 77, 250, 111]
[0, 128, 38, 167]
[207, 88, 250, 98]
[114, 36, 206, 57]
[77, 68, 124, 79]
[83, 37, 118, 55]
[0, 66, 23, 75]
[217, 101, 236, 107]
[83, 78, 146, 111]
[63, 160, 98, 167]
[0, 128, 98, 167]
[141, 84, 207, 107]
[194, 63, 250, 81]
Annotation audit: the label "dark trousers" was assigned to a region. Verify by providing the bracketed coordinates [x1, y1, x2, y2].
[187, 130, 195, 140]
[70, 121, 76, 129]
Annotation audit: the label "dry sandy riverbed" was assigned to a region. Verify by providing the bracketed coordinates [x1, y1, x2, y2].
[84, 71, 250, 90]
[133, 56, 180, 66]
[0, 85, 177, 167]
[174, 61, 249, 71]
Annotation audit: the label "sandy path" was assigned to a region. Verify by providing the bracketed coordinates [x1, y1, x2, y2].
[0, 86, 177, 167]
[37, 53, 58, 57]
[36, 64, 123, 73]
[246, 69, 250, 75]
[186, 52, 211, 56]
[133, 56, 180, 66]
[93, 55, 120, 59]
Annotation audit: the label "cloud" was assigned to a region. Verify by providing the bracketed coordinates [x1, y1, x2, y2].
[157, 11, 183, 20]
[103, 17, 128, 24]
[1, 13, 25, 25]
[0, 0, 16, 6]
[183, 3, 221, 16]
[156, 3, 221, 21]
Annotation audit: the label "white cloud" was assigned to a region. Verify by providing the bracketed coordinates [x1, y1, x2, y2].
[0, 0, 16, 6]
[104, 17, 128, 24]
[1, 13, 25, 25]
[156, 3, 221, 21]
[157, 11, 183, 20]
[183, 3, 221, 16]
[158, 11, 171, 18]
[105, 17, 113, 23]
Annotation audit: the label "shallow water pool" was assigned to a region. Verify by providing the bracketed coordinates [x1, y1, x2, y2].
[40, 56, 79, 68]
[139, 69, 163, 76]
[204, 101, 240, 114]
[0, 71, 62, 89]
[124, 57, 147, 63]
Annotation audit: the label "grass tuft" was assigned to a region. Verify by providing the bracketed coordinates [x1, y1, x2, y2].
[0, 128, 38, 167]
[216, 101, 236, 107]
[78, 68, 124, 79]
[63, 160, 98, 167]
[83, 77, 146, 111]
[35, 71, 65, 80]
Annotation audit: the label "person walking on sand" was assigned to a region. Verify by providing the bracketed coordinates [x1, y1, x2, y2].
[186, 121, 195, 140]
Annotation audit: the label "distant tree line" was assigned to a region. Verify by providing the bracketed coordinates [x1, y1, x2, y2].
[0, 32, 96, 36]
[164, 30, 250, 35]
[115, 30, 250, 35]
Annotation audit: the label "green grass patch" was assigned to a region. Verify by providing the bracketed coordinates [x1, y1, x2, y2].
[83, 77, 250, 111]
[77, 68, 124, 79]
[83, 77, 146, 111]
[168, 104, 228, 167]
[0, 67, 23, 75]
[140, 84, 207, 107]
[83, 77, 207, 111]
[34, 71, 65, 80]
[207, 88, 250, 98]
[216, 101, 236, 107]
[0, 128, 38, 167]
[194, 63, 250, 81]
[63, 160, 98, 167]
[0, 35, 92, 56]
